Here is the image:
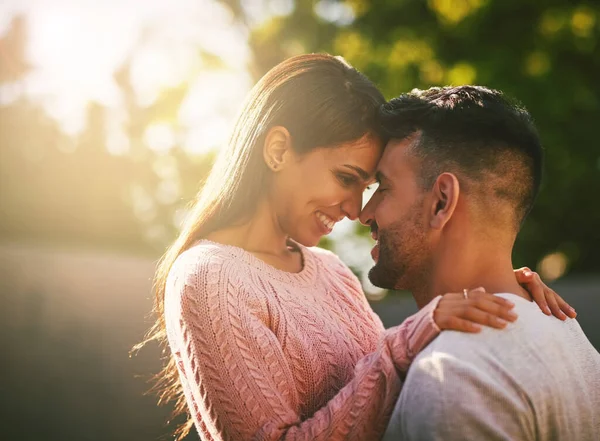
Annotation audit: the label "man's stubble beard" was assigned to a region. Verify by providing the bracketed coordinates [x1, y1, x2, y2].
[368, 205, 432, 293]
[368, 226, 408, 290]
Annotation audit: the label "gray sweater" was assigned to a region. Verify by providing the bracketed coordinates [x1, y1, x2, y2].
[383, 293, 600, 441]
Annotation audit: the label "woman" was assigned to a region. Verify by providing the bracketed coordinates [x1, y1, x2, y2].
[138, 54, 574, 441]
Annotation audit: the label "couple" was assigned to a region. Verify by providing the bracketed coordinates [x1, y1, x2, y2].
[142, 54, 599, 440]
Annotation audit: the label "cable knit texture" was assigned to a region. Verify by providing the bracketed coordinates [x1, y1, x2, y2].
[164, 240, 441, 441]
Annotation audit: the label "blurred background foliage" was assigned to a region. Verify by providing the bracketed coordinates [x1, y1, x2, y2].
[1, 0, 598, 285]
[0, 1, 598, 440]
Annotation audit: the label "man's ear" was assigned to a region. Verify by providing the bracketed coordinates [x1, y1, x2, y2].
[263, 126, 293, 171]
[429, 172, 460, 230]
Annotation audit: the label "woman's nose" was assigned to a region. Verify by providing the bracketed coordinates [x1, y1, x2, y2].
[359, 198, 375, 226]
[341, 192, 363, 221]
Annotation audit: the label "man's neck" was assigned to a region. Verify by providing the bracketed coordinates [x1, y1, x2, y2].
[412, 238, 531, 309]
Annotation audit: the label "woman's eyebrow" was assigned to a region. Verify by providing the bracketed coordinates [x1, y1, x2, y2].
[342, 164, 371, 181]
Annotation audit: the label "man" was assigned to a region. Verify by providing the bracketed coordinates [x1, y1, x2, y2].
[359, 86, 600, 440]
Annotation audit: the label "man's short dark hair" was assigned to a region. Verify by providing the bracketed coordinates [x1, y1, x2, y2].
[378, 85, 543, 228]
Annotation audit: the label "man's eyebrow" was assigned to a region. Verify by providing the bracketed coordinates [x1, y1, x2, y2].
[342, 164, 371, 181]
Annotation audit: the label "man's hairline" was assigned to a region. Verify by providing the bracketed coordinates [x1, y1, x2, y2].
[384, 130, 423, 152]
[378, 130, 434, 190]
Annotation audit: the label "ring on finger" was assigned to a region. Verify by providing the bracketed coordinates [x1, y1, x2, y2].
[463, 288, 469, 300]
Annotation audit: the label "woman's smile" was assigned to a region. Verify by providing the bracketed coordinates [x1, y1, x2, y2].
[315, 210, 337, 234]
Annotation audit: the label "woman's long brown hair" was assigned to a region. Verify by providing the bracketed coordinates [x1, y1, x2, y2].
[133, 53, 385, 439]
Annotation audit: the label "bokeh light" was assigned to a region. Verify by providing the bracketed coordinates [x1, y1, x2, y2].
[538, 252, 569, 282]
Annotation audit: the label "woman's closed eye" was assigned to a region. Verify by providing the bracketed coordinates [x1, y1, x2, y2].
[336, 172, 359, 187]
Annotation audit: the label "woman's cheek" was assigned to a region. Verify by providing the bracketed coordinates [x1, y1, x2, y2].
[307, 182, 338, 207]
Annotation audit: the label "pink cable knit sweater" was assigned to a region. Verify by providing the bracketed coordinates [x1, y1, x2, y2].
[164, 240, 442, 441]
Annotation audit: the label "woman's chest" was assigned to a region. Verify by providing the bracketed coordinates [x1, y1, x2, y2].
[267, 285, 383, 416]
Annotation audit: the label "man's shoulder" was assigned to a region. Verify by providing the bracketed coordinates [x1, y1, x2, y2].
[387, 294, 600, 441]
[389, 297, 541, 439]
[408, 292, 597, 391]
[405, 294, 545, 394]
[417, 294, 558, 360]
[384, 298, 539, 441]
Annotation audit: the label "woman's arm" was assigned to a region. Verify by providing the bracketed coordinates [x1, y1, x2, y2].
[166, 257, 409, 441]
[165, 255, 521, 441]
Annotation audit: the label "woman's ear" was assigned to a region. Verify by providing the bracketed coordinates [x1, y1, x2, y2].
[263, 126, 293, 171]
[429, 172, 460, 230]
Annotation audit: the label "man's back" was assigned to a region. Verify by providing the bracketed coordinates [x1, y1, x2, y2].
[384, 293, 600, 441]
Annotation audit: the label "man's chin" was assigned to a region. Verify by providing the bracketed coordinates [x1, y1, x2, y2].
[367, 263, 398, 290]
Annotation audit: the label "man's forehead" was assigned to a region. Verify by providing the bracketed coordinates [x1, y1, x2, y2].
[377, 136, 419, 177]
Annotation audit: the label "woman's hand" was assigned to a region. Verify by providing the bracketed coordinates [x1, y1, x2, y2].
[434, 287, 517, 333]
[514, 267, 576, 321]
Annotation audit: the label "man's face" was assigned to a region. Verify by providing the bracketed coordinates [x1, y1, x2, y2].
[359, 137, 433, 290]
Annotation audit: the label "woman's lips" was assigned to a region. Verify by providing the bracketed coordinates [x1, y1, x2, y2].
[314, 212, 333, 235]
[315, 210, 341, 236]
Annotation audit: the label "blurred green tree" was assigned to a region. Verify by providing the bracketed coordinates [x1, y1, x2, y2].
[1, 0, 598, 279]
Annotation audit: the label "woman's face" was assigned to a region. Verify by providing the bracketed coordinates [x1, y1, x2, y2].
[271, 133, 383, 247]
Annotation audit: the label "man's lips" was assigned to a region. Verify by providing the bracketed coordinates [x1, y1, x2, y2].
[370, 222, 378, 241]
[370, 224, 379, 262]
[371, 243, 379, 262]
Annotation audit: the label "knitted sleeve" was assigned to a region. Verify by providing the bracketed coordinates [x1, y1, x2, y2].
[165, 253, 442, 441]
